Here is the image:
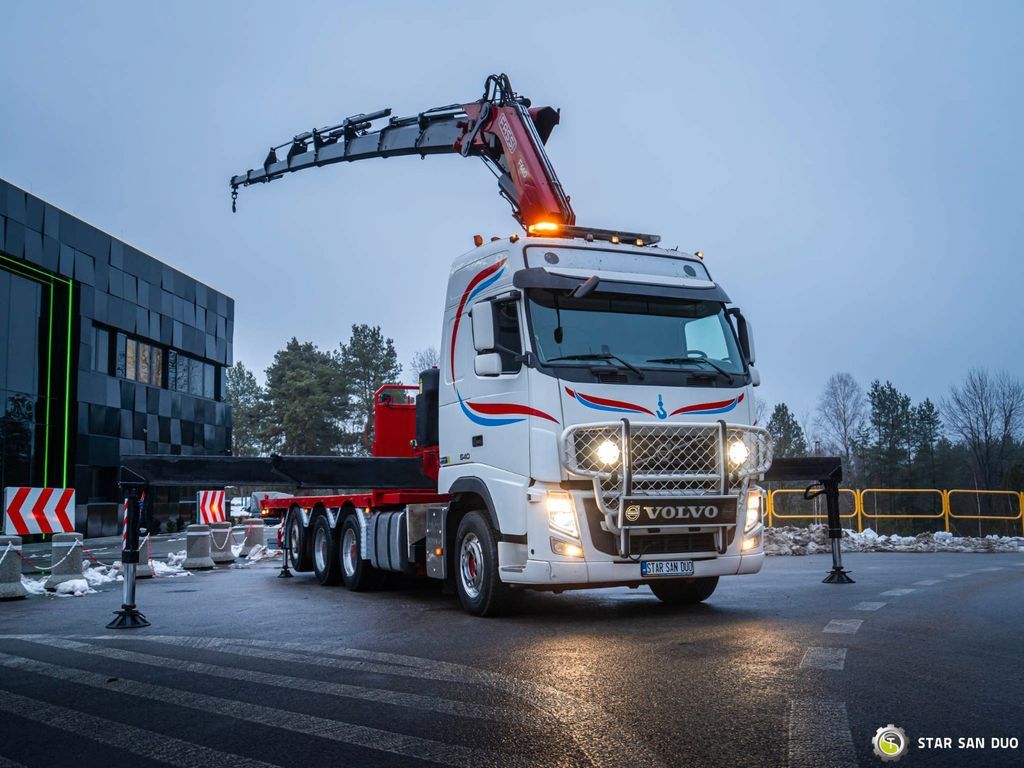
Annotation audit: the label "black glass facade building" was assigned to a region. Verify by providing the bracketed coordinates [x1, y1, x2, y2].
[0, 178, 233, 535]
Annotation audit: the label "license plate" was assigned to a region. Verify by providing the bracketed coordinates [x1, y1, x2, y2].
[641, 559, 695, 577]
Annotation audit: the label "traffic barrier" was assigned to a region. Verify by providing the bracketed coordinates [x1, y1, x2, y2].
[137, 529, 154, 579]
[859, 489, 947, 532]
[210, 522, 235, 565]
[197, 490, 226, 525]
[239, 520, 265, 557]
[0, 536, 28, 600]
[947, 490, 1023, 537]
[767, 488, 860, 530]
[183, 525, 215, 570]
[3, 487, 76, 535]
[44, 532, 84, 590]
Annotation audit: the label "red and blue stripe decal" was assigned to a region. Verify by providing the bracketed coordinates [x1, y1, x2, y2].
[564, 387, 654, 416]
[669, 392, 744, 416]
[452, 259, 559, 427]
[566, 387, 744, 419]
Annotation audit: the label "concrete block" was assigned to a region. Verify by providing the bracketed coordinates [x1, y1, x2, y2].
[183, 525, 214, 570]
[0, 536, 28, 600]
[45, 533, 85, 591]
[210, 521, 235, 565]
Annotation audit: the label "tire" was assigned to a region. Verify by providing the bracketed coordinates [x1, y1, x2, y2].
[312, 515, 342, 585]
[454, 511, 520, 617]
[339, 514, 378, 591]
[287, 509, 312, 572]
[648, 576, 719, 604]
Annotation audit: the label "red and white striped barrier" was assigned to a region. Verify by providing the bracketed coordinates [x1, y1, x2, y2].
[3, 487, 76, 536]
[197, 490, 226, 525]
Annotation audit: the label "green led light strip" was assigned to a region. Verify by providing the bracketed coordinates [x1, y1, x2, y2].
[0, 251, 74, 487]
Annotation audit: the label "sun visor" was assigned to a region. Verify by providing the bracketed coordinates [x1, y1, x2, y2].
[512, 267, 731, 303]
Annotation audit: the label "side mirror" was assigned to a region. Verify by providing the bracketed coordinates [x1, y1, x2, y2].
[749, 366, 761, 387]
[474, 352, 502, 376]
[731, 309, 756, 366]
[470, 301, 495, 352]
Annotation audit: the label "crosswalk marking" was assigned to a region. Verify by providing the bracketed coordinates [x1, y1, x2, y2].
[0, 688, 280, 768]
[800, 648, 847, 671]
[84, 634, 668, 768]
[880, 588, 915, 596]
[914, 579, 942, 586]
[0, 651, 535, 768]
[852, 601, 886, 611]
[15, 635, 516, 722]
[823, 619, 862, 635]
[787, 699, 857, 768]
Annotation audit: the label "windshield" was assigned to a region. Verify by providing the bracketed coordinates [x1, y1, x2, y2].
[526, 291, 746, 377]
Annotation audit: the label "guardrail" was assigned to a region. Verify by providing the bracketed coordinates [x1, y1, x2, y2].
[765, 488, 1024, 535]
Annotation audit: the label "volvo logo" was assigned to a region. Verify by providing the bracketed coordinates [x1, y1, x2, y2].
[625, 504, 719, 522]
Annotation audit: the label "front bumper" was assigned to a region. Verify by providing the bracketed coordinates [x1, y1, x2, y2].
[502, 551, 764, 588]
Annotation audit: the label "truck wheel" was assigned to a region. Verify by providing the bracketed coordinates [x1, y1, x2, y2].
[287, 510, 312, 572]
[312, 515, 341, 586]
[454, 511, 520, 617]
[648, 576, 719, 604]
[340, 514, 378, 591]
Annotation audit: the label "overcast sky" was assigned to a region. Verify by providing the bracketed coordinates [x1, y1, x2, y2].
[2, 1, 1021, 429]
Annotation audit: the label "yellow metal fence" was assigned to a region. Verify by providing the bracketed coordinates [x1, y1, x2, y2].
[766, 488, 1024, 535]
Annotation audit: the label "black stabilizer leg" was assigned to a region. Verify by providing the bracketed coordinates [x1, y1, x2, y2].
[108, 487, 151, 628]
[821, 476, 854, 584]
[278, 510, 293, 579]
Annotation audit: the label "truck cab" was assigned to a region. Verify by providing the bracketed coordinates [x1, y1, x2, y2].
[436, 232, 772, 613]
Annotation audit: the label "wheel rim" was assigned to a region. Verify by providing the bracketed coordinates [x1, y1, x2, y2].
[341, 527, 358, 578]
[289, 518, 301, 566]
[459, 532, 484, 600]
[314, 525, 328, 572]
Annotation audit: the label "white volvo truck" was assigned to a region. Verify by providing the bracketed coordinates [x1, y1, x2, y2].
[229, 74, 773, 615]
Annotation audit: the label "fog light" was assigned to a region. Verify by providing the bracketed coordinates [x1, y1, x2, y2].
[596, 439, 620, 466]
[728, 440, 750, 467]
[742, 535, 760, 552]
[550, 537, 584, 558]
[546, 491, 579, 538]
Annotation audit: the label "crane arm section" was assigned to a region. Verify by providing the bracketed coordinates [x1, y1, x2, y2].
[229, 74, 575, 228]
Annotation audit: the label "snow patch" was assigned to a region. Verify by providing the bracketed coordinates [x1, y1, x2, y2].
[152, 550, 190, 577]
[764, 524, 1024, 555]
[20, 576, 47, 595]
[231, 544, 282, 567]
[55, 578, 94, 596]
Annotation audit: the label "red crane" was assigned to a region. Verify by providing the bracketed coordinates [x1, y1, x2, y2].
[230, 73, 575, 231]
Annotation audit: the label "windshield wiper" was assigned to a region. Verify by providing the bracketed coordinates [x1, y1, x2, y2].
[646, 356, 736, 382]
[548, 352, 645, 379]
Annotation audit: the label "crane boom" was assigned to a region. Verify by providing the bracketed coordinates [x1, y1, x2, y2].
[230, 74, 575, 229]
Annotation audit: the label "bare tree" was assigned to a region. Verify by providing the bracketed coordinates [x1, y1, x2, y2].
[940, 369, 1024, 489]
[749, 392, 769, 426]
[815, 373, 867, 480]
[406, 346, 440, 380]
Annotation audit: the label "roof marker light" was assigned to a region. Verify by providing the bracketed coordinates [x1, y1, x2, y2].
[527, 221, 560, 235]
[473, 234, 484, 247]
[610, 235, 620, 244]
[695, 251, 704, 259]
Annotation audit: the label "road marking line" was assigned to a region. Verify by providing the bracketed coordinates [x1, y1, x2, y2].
[880, 588, 915, 596]
[945, 573, 969, 578]
[80, 634, 668, 768]
[823, 619, 863, 635]
[788, 699, 857, 768]
[0, 651, 534, 768]
[0, 687, 280, 768]
[800, 648, 847, 670]
[11, 636, 515, 722]
[914, 579, 942, 586]
[977, 567, 1004, 572]
[852, 601, 886, 611]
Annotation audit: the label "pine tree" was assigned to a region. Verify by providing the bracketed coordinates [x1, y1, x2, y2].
[224, 362, 266, 456]
[339, 324, 403, 454]
[766, 403, 808, 458]
[261, 338, 350, 454]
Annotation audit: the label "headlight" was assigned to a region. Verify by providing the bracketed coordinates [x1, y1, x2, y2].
[728, 440, 750, 467]
[596, 439, 620, 466]
[546, 491, 579, 538]
[745, 488, 763, 533]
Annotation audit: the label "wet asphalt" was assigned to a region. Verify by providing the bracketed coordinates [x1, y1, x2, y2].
[1, 551, 1022, 768]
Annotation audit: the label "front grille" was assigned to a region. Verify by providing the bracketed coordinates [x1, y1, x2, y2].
[629, 532, 716, 556]
[563, 422, 773, 514]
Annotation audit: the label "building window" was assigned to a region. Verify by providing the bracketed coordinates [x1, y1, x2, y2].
[93, 327, 110, 374]
[116, 334, 165, 387]
[167, 350, 220, 400]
